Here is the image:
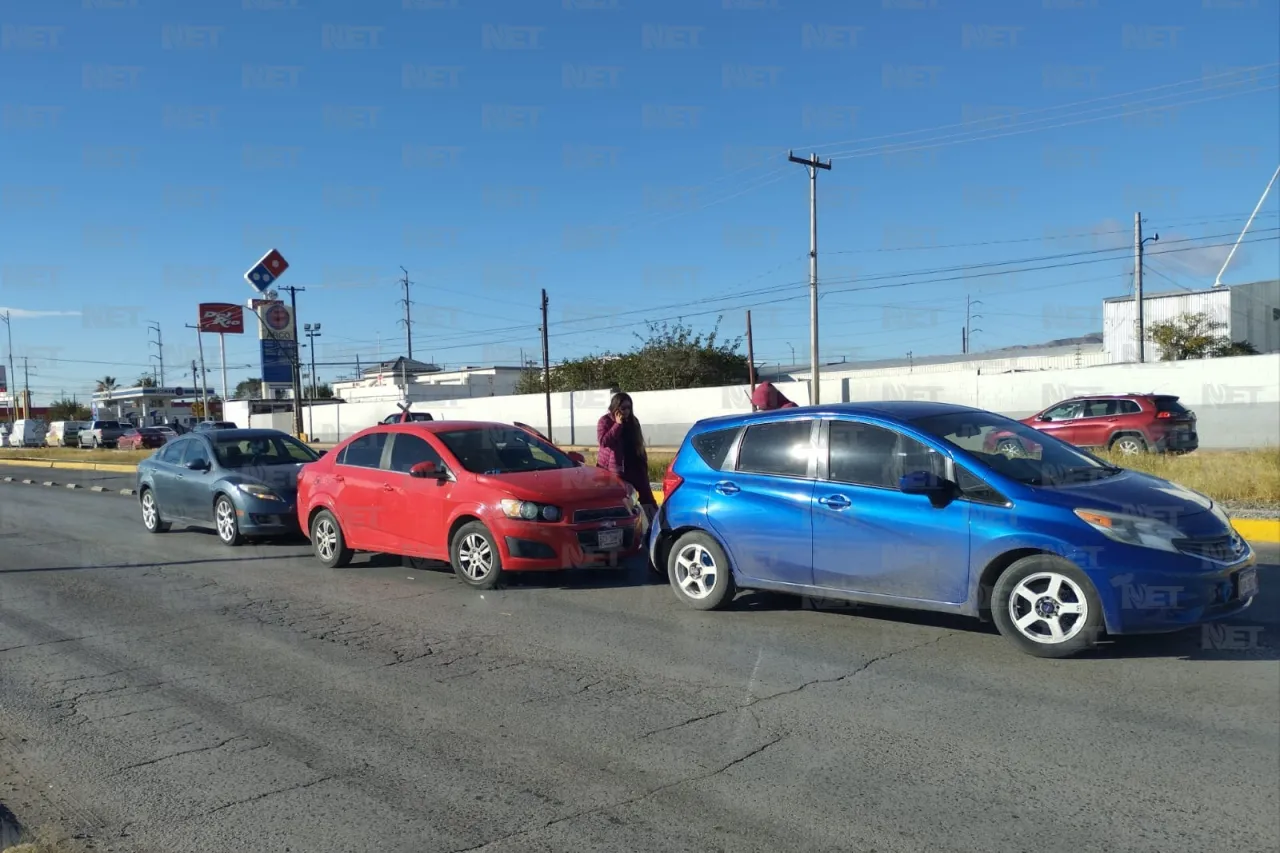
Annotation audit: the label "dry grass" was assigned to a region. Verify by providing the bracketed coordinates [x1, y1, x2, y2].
[0, 447, 151, 465]
[1096, 448, 1280, 505]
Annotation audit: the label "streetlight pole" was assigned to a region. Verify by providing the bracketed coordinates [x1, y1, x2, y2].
[304, 323, 321, 440]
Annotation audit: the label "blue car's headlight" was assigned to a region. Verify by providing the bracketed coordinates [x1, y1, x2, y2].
[1074, 509, 1182, 553]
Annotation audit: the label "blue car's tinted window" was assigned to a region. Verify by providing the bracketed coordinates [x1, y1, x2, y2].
[158, 439, 186, 464]
[182, 440, 210, 468]
[829, 421, 946, 489]
[691, 427, 738, 470]
[736, 420, 813, 478]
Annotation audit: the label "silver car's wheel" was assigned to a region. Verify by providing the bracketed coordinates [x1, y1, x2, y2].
[667, 531, 736, 611]
[215, 496, 243, 546]
[674, 542, 720, 600]
[140, 489, 169, 533]
[310, 509, 353, 568]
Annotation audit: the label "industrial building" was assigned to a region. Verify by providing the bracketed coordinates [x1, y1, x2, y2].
[1103, 279, 1280, 363]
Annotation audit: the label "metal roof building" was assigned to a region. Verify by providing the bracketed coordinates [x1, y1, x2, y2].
[1103, 279, 1280, 363]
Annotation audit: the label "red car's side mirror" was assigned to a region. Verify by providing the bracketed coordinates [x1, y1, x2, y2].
[410, 461, 448, 479]
[567, 451, 586, 465]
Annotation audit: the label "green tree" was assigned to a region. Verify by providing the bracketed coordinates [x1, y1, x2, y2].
[46, 397, 91, 421]
[136, 374, 156, 388]
[1147, 312, 1258, 361]
[516, 319, 749, 394]
[95, 376, 118, 395]
[233, 378, 262, 399]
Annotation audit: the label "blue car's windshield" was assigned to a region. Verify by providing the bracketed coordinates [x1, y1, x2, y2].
[912, 411, 1121, 487]
[213, 434, 320, 468]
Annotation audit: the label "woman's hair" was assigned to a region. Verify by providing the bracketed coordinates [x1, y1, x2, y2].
[608, 392, 645, 457]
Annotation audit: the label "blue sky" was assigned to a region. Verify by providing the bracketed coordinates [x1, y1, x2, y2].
[1, 0, 1278, 403]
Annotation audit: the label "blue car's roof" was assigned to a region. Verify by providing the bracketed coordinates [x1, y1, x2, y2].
[691, 401, 983, 432]
[196, 428, 296, 442]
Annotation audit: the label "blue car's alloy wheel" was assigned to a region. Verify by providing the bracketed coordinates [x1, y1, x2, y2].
[215, 496, 244, 547]
[992, 555, 1103, 658]
[668, 531, 736, 611]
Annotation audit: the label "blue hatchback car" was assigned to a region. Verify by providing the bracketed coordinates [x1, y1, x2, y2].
[649, 402, 1258, 658]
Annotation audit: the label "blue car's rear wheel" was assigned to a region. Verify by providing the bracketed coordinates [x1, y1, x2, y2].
[992, 555, 1103, 658]
[668, 531, 735, 611]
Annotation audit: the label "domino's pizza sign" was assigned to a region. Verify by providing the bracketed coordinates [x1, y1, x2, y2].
[244, 248, 289, 293]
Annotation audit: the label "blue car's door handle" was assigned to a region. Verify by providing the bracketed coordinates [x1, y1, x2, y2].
[714, 481, 740, 495]
[818, 494, 851, 510]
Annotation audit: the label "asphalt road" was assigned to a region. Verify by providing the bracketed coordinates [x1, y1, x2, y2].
[1, 481, 1277, 853]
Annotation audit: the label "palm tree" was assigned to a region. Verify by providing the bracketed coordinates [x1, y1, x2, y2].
[96, 376, 118, 418]
[136, 375, 156, 388]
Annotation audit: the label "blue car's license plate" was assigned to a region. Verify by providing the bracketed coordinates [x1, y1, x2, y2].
[1237, 568, 1259, 599]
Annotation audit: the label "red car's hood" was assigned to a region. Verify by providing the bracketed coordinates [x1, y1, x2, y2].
[475, 465, 631, 504]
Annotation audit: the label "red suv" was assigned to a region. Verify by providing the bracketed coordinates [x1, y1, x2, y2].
[987, 394, 1198, 456]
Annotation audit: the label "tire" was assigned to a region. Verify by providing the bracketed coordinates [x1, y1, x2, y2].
[139, 488, 170, 533]
[991, 555, 1104, 658]
[310, 509, 353, 568]
[995, 438, 1025, 457]
[214, 495, 244, 547]
[667, 530, 736, 611]
[1110, 434, 1147, 456]
[450, 521, 503, 590]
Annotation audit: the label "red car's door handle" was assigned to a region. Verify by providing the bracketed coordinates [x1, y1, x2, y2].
[333, 475, 345, 483]
[382, 484, 394, 492]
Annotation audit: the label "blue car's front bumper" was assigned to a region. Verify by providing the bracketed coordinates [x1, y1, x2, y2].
[236, 495, 300, 536]
[1085, 545, 1257, 636]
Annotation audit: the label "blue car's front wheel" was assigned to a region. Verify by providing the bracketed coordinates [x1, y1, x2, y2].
[215, 496, 244, 547]
[991, 555, 1104, 658]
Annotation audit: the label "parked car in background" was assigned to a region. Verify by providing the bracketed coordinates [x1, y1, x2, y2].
[381, 411, 433, 424]
[650, 401, 1254, 659]
[10, 419, 47, 447]
[79, 420, 125, 449]
[46, 420, 89, 447]
[136, 428, 320, 545]
[193, 421, 238, 433]
[297, 421, 645, 588]
[118, 426, 170, 451]
[992, 394, 1198, 456]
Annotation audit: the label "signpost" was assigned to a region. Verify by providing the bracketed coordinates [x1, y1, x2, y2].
[198, 303, 245, 403]
[244, 248, 300, 434]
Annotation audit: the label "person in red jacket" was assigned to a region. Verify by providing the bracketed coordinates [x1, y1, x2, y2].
[751, 381, 798, 411]
[596, 391, 657, 517]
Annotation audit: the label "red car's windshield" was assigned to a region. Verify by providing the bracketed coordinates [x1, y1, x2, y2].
[435, 426, 575, 475]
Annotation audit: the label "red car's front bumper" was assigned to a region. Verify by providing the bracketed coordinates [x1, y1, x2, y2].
[494, 514, 647, 570]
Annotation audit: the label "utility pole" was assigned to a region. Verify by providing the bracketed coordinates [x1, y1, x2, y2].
[1, 310, 15, 424]
[398, 266, 414, 361]
[788, 150, 831, 405]
[185, 324, 210, 421]
[21, 356, 30, 420]
[907, 351, 913, 373]
[1134, 212, 1159, 363]
[746, 310, 757, 408]
[540, 289, 551, 440]
[964, 296, 983, 355]
[147, 321, 165, 386]
[304, 323, 322, 440]
[278, 285, 306, 437]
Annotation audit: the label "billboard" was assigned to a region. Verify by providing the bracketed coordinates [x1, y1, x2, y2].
[197, 303, 245, 334]
[249, 298, 295, 341]
[262, 338, 297, 384]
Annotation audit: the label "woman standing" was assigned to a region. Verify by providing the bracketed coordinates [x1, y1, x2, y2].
[596, 392, 658, 519]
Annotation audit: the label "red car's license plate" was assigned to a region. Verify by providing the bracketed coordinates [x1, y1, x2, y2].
[597, 529, 624, 550]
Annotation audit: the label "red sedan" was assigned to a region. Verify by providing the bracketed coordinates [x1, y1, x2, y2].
[118, 427, 170, 451]
[296, 421, 646, 588]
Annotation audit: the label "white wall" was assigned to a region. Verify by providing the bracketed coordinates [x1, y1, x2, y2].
[254, 356, 1277, 450]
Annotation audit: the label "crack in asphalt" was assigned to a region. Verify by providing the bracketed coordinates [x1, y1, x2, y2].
[446, 736, 788, 853]
[638, 631, 961, 740]
[108, 735, 252, 776]
[191, 775, 337, 820]
[0, 635, 91, 654]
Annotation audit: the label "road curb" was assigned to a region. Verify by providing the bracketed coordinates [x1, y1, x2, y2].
[0, 457, 139, 473]
[1231, 518, 1280, 545]
[119, 489, 136, 497]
